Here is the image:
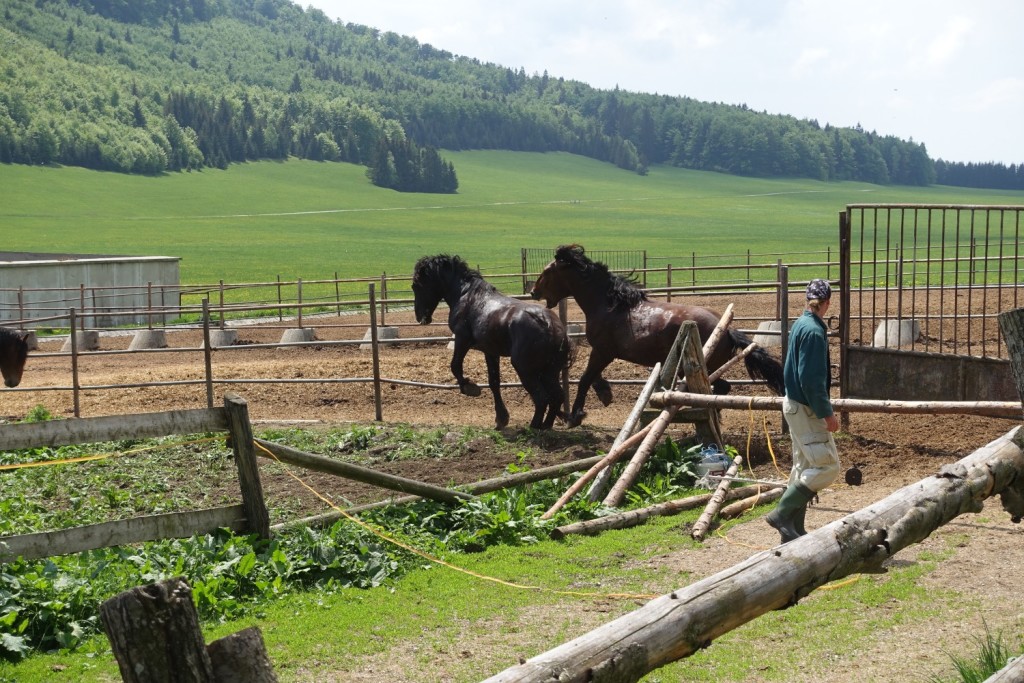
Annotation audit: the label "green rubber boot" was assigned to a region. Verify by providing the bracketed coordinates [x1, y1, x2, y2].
[765, 484, 815, 544]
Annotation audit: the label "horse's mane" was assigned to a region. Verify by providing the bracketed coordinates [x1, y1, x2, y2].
[553, 244, 646, 310]
[413, 253, 483, 284]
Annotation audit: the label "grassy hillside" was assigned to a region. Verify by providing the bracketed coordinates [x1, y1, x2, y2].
[3, 152, 1022, 285]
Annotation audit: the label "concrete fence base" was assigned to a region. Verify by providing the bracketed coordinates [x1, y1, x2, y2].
[362, 326, 399, 350]
[207, 329, 239, 348]
[873, 319, 921, 348]
[128, 330, 168, 350]
[279, 328, 315, 345]
[61, 330, 100, 352]
[20, 331, 39, 351]
[753, 320, 782, 347]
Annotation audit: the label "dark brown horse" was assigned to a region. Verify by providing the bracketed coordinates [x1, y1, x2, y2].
[531, 244, 784, 427]
[0, 327, 30, 388]
[412, 254, 573, 430]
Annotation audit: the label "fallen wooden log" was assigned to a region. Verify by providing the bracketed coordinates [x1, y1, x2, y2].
[274, 453, 610, 532]
[649, 391, 1023, 418]
[719, 487, 783, 519]
[253, 439, 474, 505]
[481, 427, 1024, 683]
[691, 454, 743, 541]
[551, 485, 769, 540]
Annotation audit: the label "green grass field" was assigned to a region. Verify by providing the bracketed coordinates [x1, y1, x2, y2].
[3, 152, 1022, 287]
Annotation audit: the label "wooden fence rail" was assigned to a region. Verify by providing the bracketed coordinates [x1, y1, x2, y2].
[0, 393, 270, 562]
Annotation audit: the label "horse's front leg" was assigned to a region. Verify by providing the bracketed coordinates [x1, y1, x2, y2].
[568, 352, 612, 428]
[450, 337, 482, 396]
[484, 353, 510, 429]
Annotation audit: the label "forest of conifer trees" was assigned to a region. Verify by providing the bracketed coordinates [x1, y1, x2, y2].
[1, 0, 1020, 191]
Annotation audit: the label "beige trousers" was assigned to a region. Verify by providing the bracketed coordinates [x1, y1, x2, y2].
[783, 396, 840, 492]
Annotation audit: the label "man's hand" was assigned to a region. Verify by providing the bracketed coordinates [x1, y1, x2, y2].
[824, 414, 840, 432]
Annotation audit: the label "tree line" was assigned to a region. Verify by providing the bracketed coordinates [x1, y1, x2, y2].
[0, 0, 1019, 191]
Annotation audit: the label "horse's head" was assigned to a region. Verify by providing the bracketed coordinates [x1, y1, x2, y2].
[531, 244, 588, 308]
[412, 254, 472, 324]
[530, 259, 573, 308]
[0, 328, 30, 388]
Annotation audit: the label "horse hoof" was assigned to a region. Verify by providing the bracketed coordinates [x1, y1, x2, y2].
[596, 390, 613, 407]
[566, 411, 586, 428]
[461, 382, 482, 397]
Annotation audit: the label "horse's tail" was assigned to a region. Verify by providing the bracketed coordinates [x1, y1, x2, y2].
[558, 332, 578, 372]
[729, 329, 785, 395]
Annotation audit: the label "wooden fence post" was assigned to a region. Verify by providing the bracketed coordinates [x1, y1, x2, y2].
[224, 393, 271, 539]
[997, 308, 1024, 415]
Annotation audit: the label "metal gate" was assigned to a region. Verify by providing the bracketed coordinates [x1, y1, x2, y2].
[839, 204, 1024, 402]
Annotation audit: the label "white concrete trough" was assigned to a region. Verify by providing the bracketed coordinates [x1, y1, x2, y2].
[128, 329, 168, 350]
[752, 320, 782, 347]
[567, 323, 583, 336]
[61, 330, 100, 352]
[279, 328, 316, 346]
[362, 326, 399, 350]
[873, 319, 921, 348]
[206, 329, 239, 348]
[20, 331, 38, 351]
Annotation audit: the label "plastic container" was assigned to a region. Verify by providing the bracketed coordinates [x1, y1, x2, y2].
[694, 447, 731, 478]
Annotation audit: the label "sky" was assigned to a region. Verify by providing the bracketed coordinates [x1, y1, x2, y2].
[304, 0, 1024, 165]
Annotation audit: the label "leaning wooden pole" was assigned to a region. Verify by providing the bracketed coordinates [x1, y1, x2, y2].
[600, 405, 679, 508]
[540, 422, 654, 520]
[481, 427, 1024, 683]
[253, 439, 475, 505]
[586, 363, 663, 501]
[648, 391, 1023, 419]
[690, 454, 743, 541]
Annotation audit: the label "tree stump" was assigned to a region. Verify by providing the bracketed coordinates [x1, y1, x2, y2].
[100, 577, 278, 683]
[208, 627, 279, 682]
[100, 577, 215, 682]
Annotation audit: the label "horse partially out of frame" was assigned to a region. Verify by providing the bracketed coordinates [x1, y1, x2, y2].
[531, 244, 784, 427]
[412, 254, 574, 430]
[0, 327, 30, 388]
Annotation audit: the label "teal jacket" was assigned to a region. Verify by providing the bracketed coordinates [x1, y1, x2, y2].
[783, 310, 832, 419]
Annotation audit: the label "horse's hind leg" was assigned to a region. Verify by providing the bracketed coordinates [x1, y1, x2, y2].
[592, 375, 613, 406]
[512, 357, 556, 429]
[540, 371, 565, 429]
[484, 354, 510, 429]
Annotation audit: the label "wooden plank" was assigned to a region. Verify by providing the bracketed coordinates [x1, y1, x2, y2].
[0, 505, 246, 562]
[0, 407, 228, 451]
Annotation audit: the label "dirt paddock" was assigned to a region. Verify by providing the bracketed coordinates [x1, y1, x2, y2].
[3, 298, 1024, 681]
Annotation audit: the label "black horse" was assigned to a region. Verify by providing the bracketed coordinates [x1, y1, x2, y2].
[531, 244, 785, 427]
[0, 327, 30, 388]
[412, 254, 573, 430]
